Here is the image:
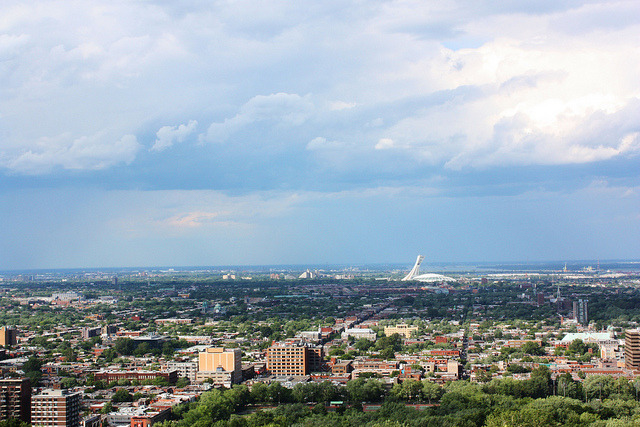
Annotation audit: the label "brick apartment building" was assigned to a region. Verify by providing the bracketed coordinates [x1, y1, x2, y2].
[266, 342, 325, 376]
[0, 377, 31, 423]
[94, 370, 178, 384]
[31, 388, 80, 427]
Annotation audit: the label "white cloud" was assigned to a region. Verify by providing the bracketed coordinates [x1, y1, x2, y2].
[203, 93, 315, 143]
[0, 33, 29, 60]
[329, 101, 357, 111]
[375, 138, 394, 150]
[164, 211, 229, 228]
[306, 137, 345, 151]
[4, 133, 141, 174]
[1, 0, 639, 177]
[152, 120, 197, 151]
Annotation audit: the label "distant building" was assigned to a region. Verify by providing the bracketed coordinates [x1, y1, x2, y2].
[0, 377, 31, 423]
[94, 370, 178, 384]
[298, 269, 317, 279]
[197, 347, 242, 385]
[167, 361, 198, 383]
[31, 388, 80, 427]
[342, 328, 377, 341]
[296, 330, 321, 343]
[0, 327, 17, 347]
[81, 327, 101, 340]
[384, 324, 418, 339]
[102, 325, 118, 336]
[625, 330, 640, 370]
[573, 299, 588, 326]
[51, 292, 81, 302]
[155, 318, 193, 325]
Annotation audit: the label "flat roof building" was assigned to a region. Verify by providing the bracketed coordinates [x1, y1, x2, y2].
[0, 377, 31, 423]
[31, 388, 80, 427]
[0, 327, 17, 347]
[625, 329, 640, 371]
[384, 324, 418, 339]
[266, 342, 325, 376]
[197, 347, 242, 385]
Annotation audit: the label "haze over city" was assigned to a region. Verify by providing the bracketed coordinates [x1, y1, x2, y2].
[1, 0, 639, 269]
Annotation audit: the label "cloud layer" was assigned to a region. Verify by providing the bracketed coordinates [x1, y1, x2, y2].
[1, 0, 638, 178]
[1, 0, 639, 268]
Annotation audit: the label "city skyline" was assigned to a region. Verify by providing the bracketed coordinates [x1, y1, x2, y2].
[1, 0, 639, 269]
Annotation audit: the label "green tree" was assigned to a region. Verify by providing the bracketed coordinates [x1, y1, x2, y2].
[100, 401, 114, 414]
[176, 377, 190, 388]
[583, 375, 616, 401]
[112, 388, 134, 403]
[423, 381, 444, 404]
[522, 341, 545, 356]
[250, 382, 269, 404]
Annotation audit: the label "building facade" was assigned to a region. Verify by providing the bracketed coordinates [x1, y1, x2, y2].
[0, 377, 31, 423]
[93, 370, 178, 384]
[266, 342, 325, 376]
[197, 347, 242, 385]
[573, 299, 588, 326]
[0, 327, 17, 347]
[166, 361, 198, 383]
[625, 329, 640, 370]
[31, 388, 80, 427]
[341, 328, 377, 341]
[384, 324, 418, 338]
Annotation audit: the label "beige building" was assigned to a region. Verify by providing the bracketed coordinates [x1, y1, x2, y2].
[384, 323, 418, 338]
[0, 326, 17, 347]
[31, 388, 80, 427]
[625, 330, 640, 370]
[197, 347, 242, 385]
[341, 328, 376, 341]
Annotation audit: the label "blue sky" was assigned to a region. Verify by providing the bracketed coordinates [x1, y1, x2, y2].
[0, 0, 639, 269]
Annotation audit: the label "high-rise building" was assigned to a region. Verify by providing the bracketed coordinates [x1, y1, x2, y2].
[0, 378, 31, 423]
[31, 388, 80, 427]
[573, 299, 588, 326]
[266, 342, 325, 376]
[625, 330, 640, 370]
[0, 327, 17, 347]
[197, 347, 242, 385]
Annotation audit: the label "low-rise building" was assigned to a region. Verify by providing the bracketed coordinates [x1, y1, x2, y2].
[384, 324, 418, 339]
[94, 370, 178, 384]
[341, 328, 376, 341]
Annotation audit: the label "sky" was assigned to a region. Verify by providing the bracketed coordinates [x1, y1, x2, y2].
[0, 0, 639, 269]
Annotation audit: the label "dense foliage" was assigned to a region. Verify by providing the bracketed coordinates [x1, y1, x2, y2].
[155, 369, 640, 427]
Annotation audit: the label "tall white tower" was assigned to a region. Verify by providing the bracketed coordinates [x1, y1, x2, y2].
[402, 255, 425, 281]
